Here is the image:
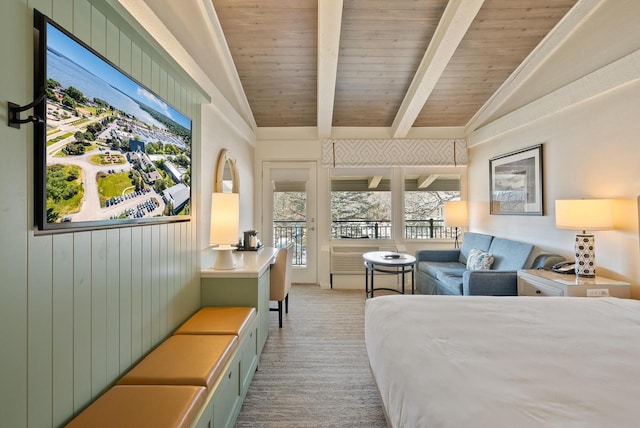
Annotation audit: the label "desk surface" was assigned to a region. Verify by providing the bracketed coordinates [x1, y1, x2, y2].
[201, 247, 278, 278]
[363, 251, 416, 266]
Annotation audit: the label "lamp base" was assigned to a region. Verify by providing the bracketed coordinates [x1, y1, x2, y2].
[212, 245, 236, 270]
[574, 233, 596, 277]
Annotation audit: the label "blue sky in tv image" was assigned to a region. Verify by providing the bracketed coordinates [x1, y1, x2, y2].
[47, 23, 191, 130]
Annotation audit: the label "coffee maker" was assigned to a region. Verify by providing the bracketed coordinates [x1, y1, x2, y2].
[243, 230, 259, 250]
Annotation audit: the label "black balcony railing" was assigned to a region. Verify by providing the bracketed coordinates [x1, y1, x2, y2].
[331, 219, 391, 239]
[272, 221, 306, 266]
[330, 218, 459, 240]
[273, 218, 460, 262]
[404, 219, 457, 239]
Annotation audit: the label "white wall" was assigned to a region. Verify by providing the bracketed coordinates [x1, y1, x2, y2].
[468, 77, 640, 298]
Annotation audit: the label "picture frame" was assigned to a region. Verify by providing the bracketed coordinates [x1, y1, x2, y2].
[489, 144, 543, 215]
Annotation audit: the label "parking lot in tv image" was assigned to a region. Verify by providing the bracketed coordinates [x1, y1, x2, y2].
[43, 20, 192, 226]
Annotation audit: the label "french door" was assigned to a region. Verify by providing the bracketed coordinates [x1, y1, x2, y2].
[261, 162, 317, 284]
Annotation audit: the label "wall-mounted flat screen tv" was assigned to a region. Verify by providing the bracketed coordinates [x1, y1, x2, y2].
[33, 10, 192, 233]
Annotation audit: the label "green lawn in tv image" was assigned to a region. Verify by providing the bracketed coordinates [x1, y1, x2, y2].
[44, 20, 191, 225]
[46, 164, 84, 222]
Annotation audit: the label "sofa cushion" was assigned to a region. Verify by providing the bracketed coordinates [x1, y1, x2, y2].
[417, 261, 467, 278]
[466, 248, 494, 271]
[435, 271, 464, 295]
[488, 237, 534, 270]
[458, 233, 493, 265]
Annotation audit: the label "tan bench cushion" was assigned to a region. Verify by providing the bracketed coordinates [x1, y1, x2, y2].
[66, 385, 206, 428]
[118, 335, 237, 388]
[174, 306, 257, 337]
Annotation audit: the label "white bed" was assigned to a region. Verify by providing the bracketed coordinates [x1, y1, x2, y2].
[364, 295, 640, 427]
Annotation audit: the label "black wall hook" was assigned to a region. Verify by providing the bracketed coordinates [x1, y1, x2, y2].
[8, 92, 46, 129]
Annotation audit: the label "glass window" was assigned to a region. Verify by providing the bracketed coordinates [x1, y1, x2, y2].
[404, 174, 461, 240]
[330, 175, 391, 240]
[272, 180, 306, 265]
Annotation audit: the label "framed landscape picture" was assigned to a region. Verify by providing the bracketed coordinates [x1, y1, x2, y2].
[489, 144, 543, 215]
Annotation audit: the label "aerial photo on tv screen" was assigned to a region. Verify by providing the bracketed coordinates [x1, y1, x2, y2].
[44, 23, 192, 225]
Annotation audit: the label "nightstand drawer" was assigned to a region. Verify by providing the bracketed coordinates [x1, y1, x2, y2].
[518, 278, 563, 296]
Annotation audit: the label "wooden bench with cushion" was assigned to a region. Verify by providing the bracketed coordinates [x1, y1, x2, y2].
[66, 306, 259, 428]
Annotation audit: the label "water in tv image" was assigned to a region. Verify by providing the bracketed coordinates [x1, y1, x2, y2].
[44, 23, 192, 225]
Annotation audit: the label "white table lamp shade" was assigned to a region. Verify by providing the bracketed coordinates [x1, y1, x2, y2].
[555, 199, 613, 277]
[443, 201, 468, 227]
[210, 193, 239, 270]
[210, 193, 239, 245]
[555, 199, 613, 231]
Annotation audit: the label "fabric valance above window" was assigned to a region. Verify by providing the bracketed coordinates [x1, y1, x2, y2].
[321, 139, 468, 168]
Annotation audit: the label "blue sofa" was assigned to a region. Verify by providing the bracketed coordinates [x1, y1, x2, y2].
[415, 232, 564, 296]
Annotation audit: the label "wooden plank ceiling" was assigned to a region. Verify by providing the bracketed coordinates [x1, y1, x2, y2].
[212, 0, 578, 129]
[415, 0, 579, 126]
[333, 0, 447, 127]
[212, 0, 318, 127]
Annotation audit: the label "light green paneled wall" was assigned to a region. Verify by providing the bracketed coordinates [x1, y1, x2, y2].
[0, 1, 202, 426]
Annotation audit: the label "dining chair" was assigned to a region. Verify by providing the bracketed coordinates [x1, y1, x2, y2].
[270, 241, 294, 328]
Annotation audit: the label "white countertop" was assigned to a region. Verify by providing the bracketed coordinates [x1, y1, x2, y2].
[201, 247, 278, 278]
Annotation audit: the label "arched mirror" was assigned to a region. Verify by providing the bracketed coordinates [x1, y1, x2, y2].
[215, 149, 239, 193]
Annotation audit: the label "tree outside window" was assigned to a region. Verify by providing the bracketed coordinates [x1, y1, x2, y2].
[330, 176, 391, 239]
[404, 174, 460, 240]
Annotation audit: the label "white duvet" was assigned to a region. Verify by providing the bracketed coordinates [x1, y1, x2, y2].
[364, 295, 640, 428]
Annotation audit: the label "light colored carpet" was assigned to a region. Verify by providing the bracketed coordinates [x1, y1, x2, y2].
[234, 284, 388, 427]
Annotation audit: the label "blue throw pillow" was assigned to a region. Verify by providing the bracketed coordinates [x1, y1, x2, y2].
[466, 248, 494, 271]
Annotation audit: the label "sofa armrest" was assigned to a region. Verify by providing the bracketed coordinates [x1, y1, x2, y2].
[415, 249, 460, 263]
[462, 270, 517, 296]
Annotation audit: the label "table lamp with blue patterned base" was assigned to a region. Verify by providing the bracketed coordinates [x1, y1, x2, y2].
[555, 199, 613, 278]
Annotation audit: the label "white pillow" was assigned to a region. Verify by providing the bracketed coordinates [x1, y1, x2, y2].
[466, 248, 494, 271]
